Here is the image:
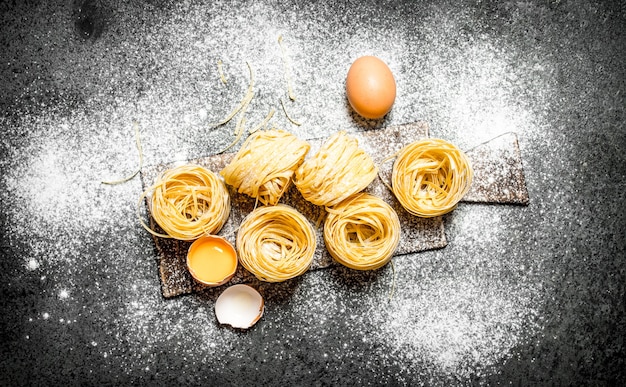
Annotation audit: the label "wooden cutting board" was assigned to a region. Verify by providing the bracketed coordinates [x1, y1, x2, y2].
[140, 122, 528, 298]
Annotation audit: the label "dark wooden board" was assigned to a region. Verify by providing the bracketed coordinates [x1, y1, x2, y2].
[140, 122, 528, 298]
[463, 132, 529, 204]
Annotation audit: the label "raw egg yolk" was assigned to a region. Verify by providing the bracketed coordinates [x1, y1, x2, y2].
[346, 56, 396, 119]
[187, 236, 237, 285]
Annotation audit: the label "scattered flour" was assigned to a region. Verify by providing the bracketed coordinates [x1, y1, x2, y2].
[1, 0, 549, 383]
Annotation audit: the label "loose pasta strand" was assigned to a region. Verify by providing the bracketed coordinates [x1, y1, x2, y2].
[250, 108, 276, 134]
[280, 98, 302, 126]
[217, 86, 254, 154]
[211, 61, 255, 127]
[102, 121, 143, 185]
[217, 59, 228, 84]
[278, 34, 296, 101]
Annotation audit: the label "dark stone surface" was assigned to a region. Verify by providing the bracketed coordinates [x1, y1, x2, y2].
[1, 0, 624, 385]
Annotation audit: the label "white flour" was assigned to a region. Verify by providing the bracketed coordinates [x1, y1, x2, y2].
[1, 0, 550, 383]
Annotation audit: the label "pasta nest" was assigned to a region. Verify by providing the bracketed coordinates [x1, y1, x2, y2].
[146, 164, 231, 240]
[294, 131, 378, 208]
[221, 129, 310, 206]
[324, 193, 401, 270]
[236, 204, 316, 282]
[392, 138, 473, 218]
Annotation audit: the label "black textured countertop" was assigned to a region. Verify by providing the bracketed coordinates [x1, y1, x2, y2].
[1, 0, 624, 385]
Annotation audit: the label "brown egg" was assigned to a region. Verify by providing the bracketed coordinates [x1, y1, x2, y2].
[346, 56, 396, 119]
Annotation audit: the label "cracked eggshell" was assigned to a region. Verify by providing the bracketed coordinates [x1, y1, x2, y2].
[215, 284, 264, 329]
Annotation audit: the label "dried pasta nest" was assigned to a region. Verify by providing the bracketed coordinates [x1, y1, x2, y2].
[236, 204, 316, 282]
[294, 130, 377, 208]
[392, 138, 473, 218]
[220, 129, 310, 205]
[324, 193, 400, 270]
[141, 164, 231, 240]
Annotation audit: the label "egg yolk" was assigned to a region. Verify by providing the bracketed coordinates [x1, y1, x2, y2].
[187, 236, 237, 285]
[346, 56, 396, 119]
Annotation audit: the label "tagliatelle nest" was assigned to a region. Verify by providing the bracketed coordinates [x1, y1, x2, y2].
[392, 138, 473, 218]
[138, 164, 231, 240]
[220, 129, 310, 206]
[324, 193, 401, 271]
[294, 131, 377, 208]
[236, 204, 316, 282]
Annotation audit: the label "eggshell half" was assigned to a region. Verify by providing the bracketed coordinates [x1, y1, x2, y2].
[215, 284, 264, 329]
